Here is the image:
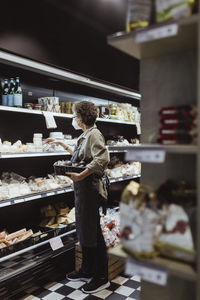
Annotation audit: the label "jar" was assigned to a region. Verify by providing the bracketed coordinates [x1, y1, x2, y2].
[109, 104, 117, 115]
[24, 103, 33, 109]
[34, 104, 42, 110]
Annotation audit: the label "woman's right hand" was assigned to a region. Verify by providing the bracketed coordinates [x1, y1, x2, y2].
[44, 138, 61, 145]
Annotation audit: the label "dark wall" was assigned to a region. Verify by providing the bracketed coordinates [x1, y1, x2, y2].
[0, 0, 139, 90]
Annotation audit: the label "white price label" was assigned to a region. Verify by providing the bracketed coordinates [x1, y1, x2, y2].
[135, 23, 178, 43]
[46, 192, 55, 197]
[125, 148, 166, 163]
[136, 124, 141, 135]
[56, 190, 64, 194]
[0, 202, 11, 207]
[126, 258, 168, 286]
[25, 195, 41, 201]
[49, 237, 64, 251]
[14, 199, 24, 204]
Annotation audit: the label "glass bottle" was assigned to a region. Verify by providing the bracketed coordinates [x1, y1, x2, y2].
[14, 77, 23, 107]
[7, 78, 15, 106]
[2, 79, 9, 106]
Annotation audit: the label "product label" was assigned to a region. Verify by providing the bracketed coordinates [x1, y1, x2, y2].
[14, 94, 22, 107]
[7, 95, 14, 106]
[125, 147, 166, 163]
[2, 95, 7, 106]
[135, 23, 178, 43]
[49, 236, 64, 251]
[126, 257, 168, 286]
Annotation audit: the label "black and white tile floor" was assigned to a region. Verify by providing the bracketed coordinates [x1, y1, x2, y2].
[20, 274, 141, 300]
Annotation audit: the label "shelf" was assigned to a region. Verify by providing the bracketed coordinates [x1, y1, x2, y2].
[0, 151, 69, 159]
[0, 50, 141, 100]
[109, 175, 141, 183]
[97, 118, 138, 126]
[108, 244, 197, 282]
[0, 175, 139, 208]
[111, 144, 197, 154]
[107, 14, 199, 59]
[0, 229, 76, 263]
[0, 187, 73, 208]
[0, 148, 138, 158]
[0, 105, 138, 126]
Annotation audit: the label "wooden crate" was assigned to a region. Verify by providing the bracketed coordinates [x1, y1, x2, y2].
[75, 243, 125, 280]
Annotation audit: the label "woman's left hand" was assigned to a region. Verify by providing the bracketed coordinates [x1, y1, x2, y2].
[66, 172, 83, 182]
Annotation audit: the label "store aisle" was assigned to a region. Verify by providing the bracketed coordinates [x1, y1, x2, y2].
[20, 274, 141, 300]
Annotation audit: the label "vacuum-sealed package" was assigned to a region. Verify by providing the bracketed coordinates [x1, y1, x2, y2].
[156, 0, 196, 23]
[126, 0, 153, 32]
[120, 181, 160, 258]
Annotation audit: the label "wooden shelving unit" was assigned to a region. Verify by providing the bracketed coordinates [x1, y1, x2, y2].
[108, 7, 200, 300]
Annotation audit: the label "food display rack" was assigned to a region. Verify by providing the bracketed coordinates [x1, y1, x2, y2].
[0, 49, 141, 297]
[108, 7, 200, 300]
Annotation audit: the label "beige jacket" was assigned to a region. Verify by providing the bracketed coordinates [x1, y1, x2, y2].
[76, 124, 110, 198]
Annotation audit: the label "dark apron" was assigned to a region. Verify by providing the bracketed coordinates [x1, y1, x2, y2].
[71, 138, 102, 247]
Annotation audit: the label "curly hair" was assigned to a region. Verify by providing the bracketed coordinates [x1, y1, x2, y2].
[73, 101, 98, 126]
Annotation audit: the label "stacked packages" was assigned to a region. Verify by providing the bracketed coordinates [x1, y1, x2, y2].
[120, 180, 196, 262]
[100, 208, 120, 249]
[158, 105, 197, 145]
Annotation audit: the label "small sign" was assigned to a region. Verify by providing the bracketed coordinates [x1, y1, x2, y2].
[126, 257, 168, 286]
[135, 23, 178, 43]
[49, 236, 64, 251]
[125, 147, 166, 163]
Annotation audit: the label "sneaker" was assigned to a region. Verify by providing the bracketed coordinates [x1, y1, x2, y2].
[66, 270, 92, 282]
[81, 278, 110, 294]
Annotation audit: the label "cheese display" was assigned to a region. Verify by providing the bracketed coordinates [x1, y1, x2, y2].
[0, 172, 72, 201]
[40, 203, 75, 228]
[106, 156, 141, 178]
[0, 228, 34, 249]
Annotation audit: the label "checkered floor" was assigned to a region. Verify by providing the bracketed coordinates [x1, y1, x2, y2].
[20, 274, 141, 300]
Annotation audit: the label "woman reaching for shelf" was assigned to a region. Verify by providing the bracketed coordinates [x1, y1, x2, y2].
[46, 101, 110, 294]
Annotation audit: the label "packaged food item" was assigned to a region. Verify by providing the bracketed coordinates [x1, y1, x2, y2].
[34, 104, 42, 110]
[24, 103, 34, 109]
[156, 204, 195, 262]
[120, 180, 196, 262]
[126, 0, 153, 32]
[158, 104, 198, 144]
[120, 181, 159, 258]
[155, 0, 196, 23]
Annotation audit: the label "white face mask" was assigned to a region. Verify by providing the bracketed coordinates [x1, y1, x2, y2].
[72, 118, 81, 130]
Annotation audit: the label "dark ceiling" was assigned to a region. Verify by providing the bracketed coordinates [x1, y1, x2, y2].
[0, 0, 139, 90]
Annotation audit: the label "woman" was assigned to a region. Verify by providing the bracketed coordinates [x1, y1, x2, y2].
[47, 101, 110, 294]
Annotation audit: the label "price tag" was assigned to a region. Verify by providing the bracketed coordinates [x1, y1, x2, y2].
[14, 199, 24, 204]
[0, 202, 11, 207]
[49, 236, 64, 251]
[136, 123, 141, 135]
[56, 190, 64, 194]
[46, 192, 55, 197]
[135, 23, 178, 43]
[25, 195, 41, 201]
[126, 258, 168, 286]
[125, 147, 166, 163]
